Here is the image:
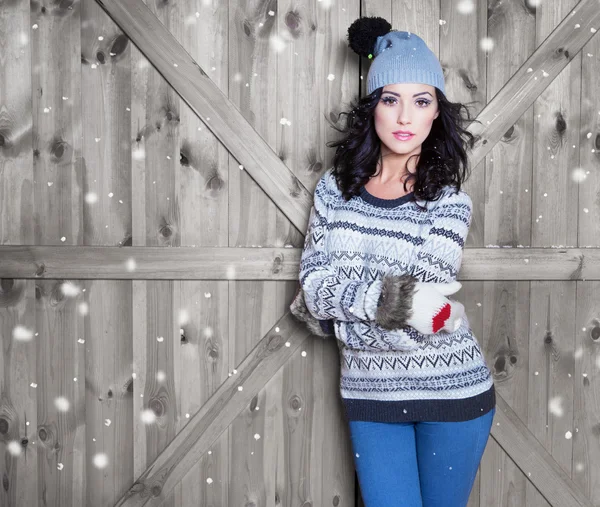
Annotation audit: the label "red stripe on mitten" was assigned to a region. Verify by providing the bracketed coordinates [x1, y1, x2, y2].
[431, 302, 451, 333]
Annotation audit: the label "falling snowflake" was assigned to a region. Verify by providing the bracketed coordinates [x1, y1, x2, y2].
[549, 396, 564, 417]
[85, 192, 98, 204]
[55, 397, 70, 412]
[178, 308, 190, 326]
[7, 441, 22, 456]
[13, 325, 34, 342]
[93, 453, 109, 469]
[141, 409, 156, 424]
[61, 282, 81, 297]
[269, 34, 286, 53]
[457, 0, 475, 14]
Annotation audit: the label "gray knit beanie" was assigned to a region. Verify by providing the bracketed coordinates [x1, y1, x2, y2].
[347, 17, 445, 96]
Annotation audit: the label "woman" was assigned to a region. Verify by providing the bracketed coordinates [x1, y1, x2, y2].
[290, 17, 496, 507]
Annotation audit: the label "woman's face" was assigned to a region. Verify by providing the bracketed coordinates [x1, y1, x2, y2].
[374, 82, 440, 163]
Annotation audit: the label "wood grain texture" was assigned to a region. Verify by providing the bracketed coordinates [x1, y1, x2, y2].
[80, 0, 135, 505]
[115, 314, 313, 506]
[2, 0, 600, 505]
[94, 0, 314, 234]
[0, 0, 37, 506]
[29, 0, 85, 505]
[3, 246, 600, 280]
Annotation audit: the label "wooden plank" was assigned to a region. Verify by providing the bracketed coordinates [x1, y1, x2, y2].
[573, 7, 600, 499]
[0, 2, 37, 506]
[492, 391, 593, 507]
[478, 280, 532, 507]
[27, 0, 85, 505]
[127, 3, 192, 507]
[226, 0, 291, 503]
[161, 0, 231, 504]
[573, 282, 600, 501]
[93, 0, 313, 234]
[528, 281, 578, 507]
[473, 0, 538, 502]
[79, 0, 135, 504]
[114, 313, 313, 506]
[526, 2, 583, 505]
[2, 245, 600, 280]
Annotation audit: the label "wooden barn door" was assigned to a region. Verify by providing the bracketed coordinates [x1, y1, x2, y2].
[1, 0, 600, 506]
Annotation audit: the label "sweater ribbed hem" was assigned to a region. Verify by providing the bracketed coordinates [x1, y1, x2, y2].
[342, 383, 496, 423]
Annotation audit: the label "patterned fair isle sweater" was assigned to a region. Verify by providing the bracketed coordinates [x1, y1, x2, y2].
[299, 167, 495, 423]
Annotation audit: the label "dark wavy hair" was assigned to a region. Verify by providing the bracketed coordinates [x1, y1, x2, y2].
[325, 86, 479, 211]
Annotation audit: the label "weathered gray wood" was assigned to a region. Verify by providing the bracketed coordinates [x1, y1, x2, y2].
[80, 0, 136, 504]
[94, 0, 313, 234]
[493, 393, 593, 507]
[2, 245, 600, 280]
[115, 314, 313, 506]
[0, 3, 37, 506]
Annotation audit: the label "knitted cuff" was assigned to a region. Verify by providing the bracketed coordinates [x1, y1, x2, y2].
[374, 273, 417, 330]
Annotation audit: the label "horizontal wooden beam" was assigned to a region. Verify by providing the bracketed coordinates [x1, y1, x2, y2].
[94, 0, 313, 233]
[115, 313, 313, 507]
[1, 246, 600, 281]
[491, 394, 593, 507]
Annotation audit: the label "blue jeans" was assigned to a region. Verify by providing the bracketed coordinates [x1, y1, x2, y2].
[348, 407, 495, 507]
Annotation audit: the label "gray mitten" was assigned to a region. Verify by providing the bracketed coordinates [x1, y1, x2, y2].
[375, 274, 464, 335]
[289, 286, 335, 338]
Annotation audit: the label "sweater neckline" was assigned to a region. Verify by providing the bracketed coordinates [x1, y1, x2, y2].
[359, 185, 414, 208]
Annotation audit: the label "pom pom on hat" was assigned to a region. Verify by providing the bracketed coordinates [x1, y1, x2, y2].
[347, 16, 392, 59]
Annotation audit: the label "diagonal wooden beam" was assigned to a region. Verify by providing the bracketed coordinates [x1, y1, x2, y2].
[95, 0, 313, 233]
[115, 313, 314, 507]
[94, 0, 599, 227]
[466, 0, 600, 168]
[491, 394, 593, 507]
[2, 246, 600, 281]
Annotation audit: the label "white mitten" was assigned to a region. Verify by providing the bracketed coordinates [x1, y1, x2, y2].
[375, 274, 465, 335]
[407, 282, 465, 334]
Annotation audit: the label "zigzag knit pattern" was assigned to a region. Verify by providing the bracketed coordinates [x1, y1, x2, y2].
[299, 168, 495, 423]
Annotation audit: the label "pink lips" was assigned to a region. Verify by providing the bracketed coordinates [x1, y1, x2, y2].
[393, 132, 415, 141]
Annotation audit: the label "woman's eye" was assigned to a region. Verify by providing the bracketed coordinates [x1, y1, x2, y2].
[381, 97, 430, 107]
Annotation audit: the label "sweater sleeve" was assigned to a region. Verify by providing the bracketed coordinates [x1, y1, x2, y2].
[298, 172, 383, 322]
[409, 188, 472, 284]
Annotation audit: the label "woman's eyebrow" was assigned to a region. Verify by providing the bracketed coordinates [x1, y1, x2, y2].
[383, 91, 433, 98]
